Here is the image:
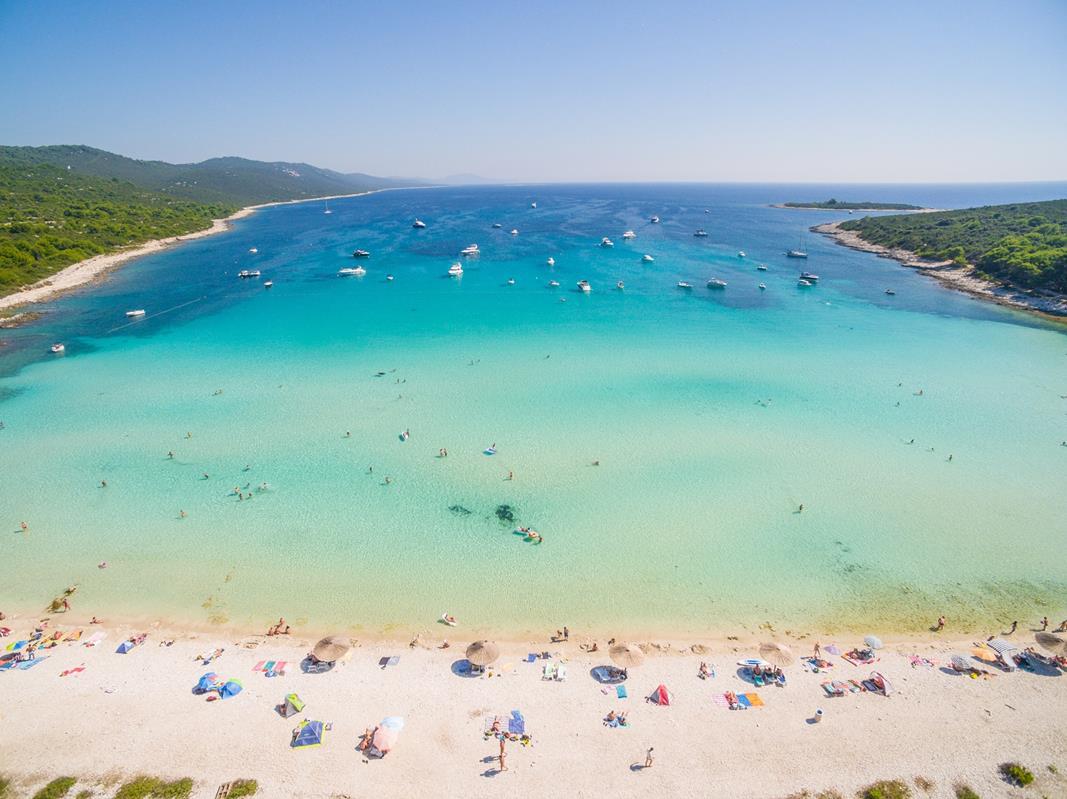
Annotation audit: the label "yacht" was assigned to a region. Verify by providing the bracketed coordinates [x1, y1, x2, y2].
[248, 247, 258, 254]
[707, 278, 728, 289]
[386, 274, 395, 282]
[510, 228, 519, 236]
[353, 249, 370, 258]
[548, 280, 560, 287]
[642, 254, 654, 263]
[238, 269, 261, 278]
[885, 288, 896, 296]
[546, 257, 555, 266]
[800, 272, 820, 282]
[125, 309, 146, 317]
[693, 229, 708, 238]
[448, 263, 464, 277]
[324, 200, 332, 215]
[616, 281, 625, 290]
[460, 244, 480, 256]
[758, 283, 766, 291]
[50, 343, 65, 354]
[264, 280, 273, 288]
[577, 280, 591, 293]
[797, 278, 813, 287]
[600, 237, 614, 247]
[412, 219, 427, 229]
[756, 263, 768, 271]
[339, 266, 366, 276]
[506, 278, 516, 285]
[650, 216, 660, 223]
[492, 223, 503, 229]
[677, 281, 693, 290]
[787, 238, 808, 258]
[737, 251, 746, 258]
[622, 230, 637, 239]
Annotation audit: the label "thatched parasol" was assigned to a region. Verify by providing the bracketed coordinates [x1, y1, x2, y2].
[312, 635, 351, 663]
[1035, 632, 1067, 657]
[759, 641, 796, 667]
[465, 640, 501, 667]
[609, 643, 645, 668]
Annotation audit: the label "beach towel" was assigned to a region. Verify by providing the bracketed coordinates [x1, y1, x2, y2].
[18, 656, 47, 670]
[711, 693, 730, 708]
[908, 655, 935, 668]
[508, 710, 525, 735]
[526, 653, 537, 663]
[741, 693, 763, 707]
[378, 655, 399, 668]
[253, 660, 266, 672]
[83, 631, 106, 647]
[266, 661, 287, 676]
[0, 660, 14, 672]
[616, 684, 628, 699]
[5, 640, 27, 652]
[736, 694, 752, 708]
[60, 665, 85, 677]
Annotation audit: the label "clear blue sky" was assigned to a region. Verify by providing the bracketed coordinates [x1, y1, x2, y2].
[1, 0, 1064, 182]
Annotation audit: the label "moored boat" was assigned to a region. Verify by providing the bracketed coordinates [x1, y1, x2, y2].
[707, 278, 727, 289]
[50, 343, 65, 353]
[412, 218, 427, 228]
[125, 309, 146, 317]
[339, 266, 366, 276]
[460, 244, 480, 256]
[600, 237, 614, 247]
[577, 279, 591, 293]
[353, 249, 370, 258]
[448, 263, 464, 277]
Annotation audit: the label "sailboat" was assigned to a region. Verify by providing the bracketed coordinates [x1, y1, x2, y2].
[324, 199, 332, 215]
[786, 236, 808, 258]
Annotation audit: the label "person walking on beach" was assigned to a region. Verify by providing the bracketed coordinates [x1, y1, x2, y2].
[563, 626, 569, 640]
[644, 747, 654, 769]
[813, 642, 821, 659]
[1040, 616, 1049, 631]
[1008, 620, 1018, 635]
[936, 615, 946, 632]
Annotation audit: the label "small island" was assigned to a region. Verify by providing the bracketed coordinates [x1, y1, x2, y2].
[778, 199, 925, 211]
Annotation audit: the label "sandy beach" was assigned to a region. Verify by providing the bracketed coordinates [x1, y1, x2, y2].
[1, 612, 1064, 799]
[813, 220, 1067, 319]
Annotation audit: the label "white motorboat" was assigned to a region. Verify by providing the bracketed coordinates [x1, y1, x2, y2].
[737, 251, 746, 258]
[386, 274, 395, 281]
[797, 279, 813, 287]
[530, 202, 537, 208]
[248, 247, 258, 254]
[758, 283, 766, 290]
[800, 272, 820, 282]
[492, 223, 503, 229]
[412, 219, 427, 228]
[756, 263, 768, 271]
[238, 269, 261, 278]
[622, 230, 636, 239]
[642, 254, 654, 263]
[885, 288, 896, 295]
[50, 343, 65, 353]
[264, 281, 273, 288]
[704, 208, 711, 214]
[693, 229, 708, 237]
[125, 309, 146, 317]
[707, 278, 727, 289]
[448, 263, 464, 277]
[353, 249, 370, 258]
[577, 280, 591, 293]
[339, 266, 366, 276]
[650, 215, 660, 223]
[510, 228, 519, 236]
[600, 237, 614, 247]
[616, 281, 625, 290]
[460, 244, 480, 256]
[677, 281, 693, 290]
[546, 257, 555, 266]
[506, 278, 516, 285]
[548, 280, 560, 287]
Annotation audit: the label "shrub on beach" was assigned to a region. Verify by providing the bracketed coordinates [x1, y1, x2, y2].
[32, 777, 78, 799]
[113, 776, 194, 799]
[953, 784, 980, 799]
[999, 762, 1034, 787]
[859, 780, 911, 799]
[227, 781, 258, 798]
[0, 775, 11, 799]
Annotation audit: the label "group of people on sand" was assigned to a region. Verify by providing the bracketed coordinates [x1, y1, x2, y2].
[267, 617, 290, 636]
[603, 709, 629, 727]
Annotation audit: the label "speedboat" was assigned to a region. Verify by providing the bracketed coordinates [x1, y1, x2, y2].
[622, 230, 636, 239]
[248, 247, 258, 254]
[530, 202, 537, 208]
[650, 215, 660, 223]
[546, 257, 555, 266]
[507, 278, 516, 285]
[677, 281, 693, 290]
[238, 269, 261, 278]
[50, 343, 65, 353]
[758, 283, 766, 290]
[642, 254, 654, 263]
[510, 228, 519, 236]
[885, 288, 896, 295]
[704, 209, 711, 214]
[787, 249, 808, 258]
[600, 237, 614, 247]
[339, 266, 366, 276]
[353, 249, 370, 258]
[800, 272, 820, 282]
[707, 278, 727, 289]
[264, 280, 274, 288]
[460, 244, 480, 256]
[492, 223, 503, 229]
[548, 280, 560, 287]
[797, 279, 813, 287]
[412, 219, 426, 228]
[448, 263, 464, 277]
[693, 229, 708, 237]
[577, 280, 591, 293]
[125, 309, 146, 317]
[386, 274, 395, 281]
[756, 263, 768, 271]
[737, 251, 746, 258]
[616, 281, 625, 290]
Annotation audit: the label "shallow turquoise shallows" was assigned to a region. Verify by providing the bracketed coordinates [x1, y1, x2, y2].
[2, 184, 1066, 638]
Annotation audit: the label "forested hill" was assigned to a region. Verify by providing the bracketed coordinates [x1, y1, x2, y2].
[839, 199, 1067, 293]
[0, 145, 417, 207]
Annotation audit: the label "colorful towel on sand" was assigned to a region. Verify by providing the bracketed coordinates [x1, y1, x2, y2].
[616, 684, 628, 699]
[909, 655, 936, 668]
[18, 656, 48, 670]
[842, 654, 878, 667]
[741, 692, 763, 707]
[711, 693, 730, 708]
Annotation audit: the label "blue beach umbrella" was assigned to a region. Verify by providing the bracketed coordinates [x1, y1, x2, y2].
[218, 679, 243, 698]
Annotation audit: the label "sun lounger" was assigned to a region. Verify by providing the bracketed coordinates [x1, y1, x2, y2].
[554, 662, 567, 681]
[541, 661, 557, 680]
[616, 684, 628, 699]
[526, 653, 537, 663]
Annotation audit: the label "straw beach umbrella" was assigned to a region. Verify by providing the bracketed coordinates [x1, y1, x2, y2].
[759, 642, 796, 668]
[1035, 632, 1067, 657]
[609, 643, 645, 668]
[465, 640, 501, 667]
[312, 635, 351, 663]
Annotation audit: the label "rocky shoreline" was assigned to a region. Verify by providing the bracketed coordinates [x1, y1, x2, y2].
[813, 221, 1067, 319]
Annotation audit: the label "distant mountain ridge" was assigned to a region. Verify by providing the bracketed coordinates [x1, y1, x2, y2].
[0, 145, 423, 206]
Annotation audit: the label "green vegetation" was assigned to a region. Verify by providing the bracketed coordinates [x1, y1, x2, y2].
[784, 199, 924, 210]
[226, 780, 258, 798]
[999, 762, 1035, 787]
[33, 778, 78, 799]
[112, 776, 193, 799]
[858, 780, 911, 799]
[953, 785, 980, 799]
[839, 199, 1067, 293]
[0, 775, 11, 799]
[0, 162, 233, 296]
[75, 792, 94, 799]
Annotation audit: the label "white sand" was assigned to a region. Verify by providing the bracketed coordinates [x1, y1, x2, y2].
[1, 620, 1064, 798]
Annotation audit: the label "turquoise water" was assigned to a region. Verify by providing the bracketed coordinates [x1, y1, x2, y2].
[2, 184, 1066, 638]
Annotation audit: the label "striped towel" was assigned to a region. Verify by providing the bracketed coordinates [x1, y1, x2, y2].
[253, 660, 266, 672]
[711, 693, 730, 708]
[742, 692, 764, 707]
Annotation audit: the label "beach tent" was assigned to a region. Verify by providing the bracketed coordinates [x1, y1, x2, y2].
[985, 638, 1018, 671]
[292, 720, 324, 749]
[648, 684, 672, 705]
[116, 640, 135, 654]
[194, 672, 221, 694]
[219, 679, 243, 699]
[280, 693, 305, 718]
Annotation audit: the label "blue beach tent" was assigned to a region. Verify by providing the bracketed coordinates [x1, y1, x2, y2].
[116, 640, 135, 654]
[292, 719, 324, 749]
[219, 679, 243, 699]
[194, 672, 220, 694]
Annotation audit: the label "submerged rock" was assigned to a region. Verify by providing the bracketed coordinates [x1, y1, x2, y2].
[495, 504, 516, 523]
[448, 505, 472, 516]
